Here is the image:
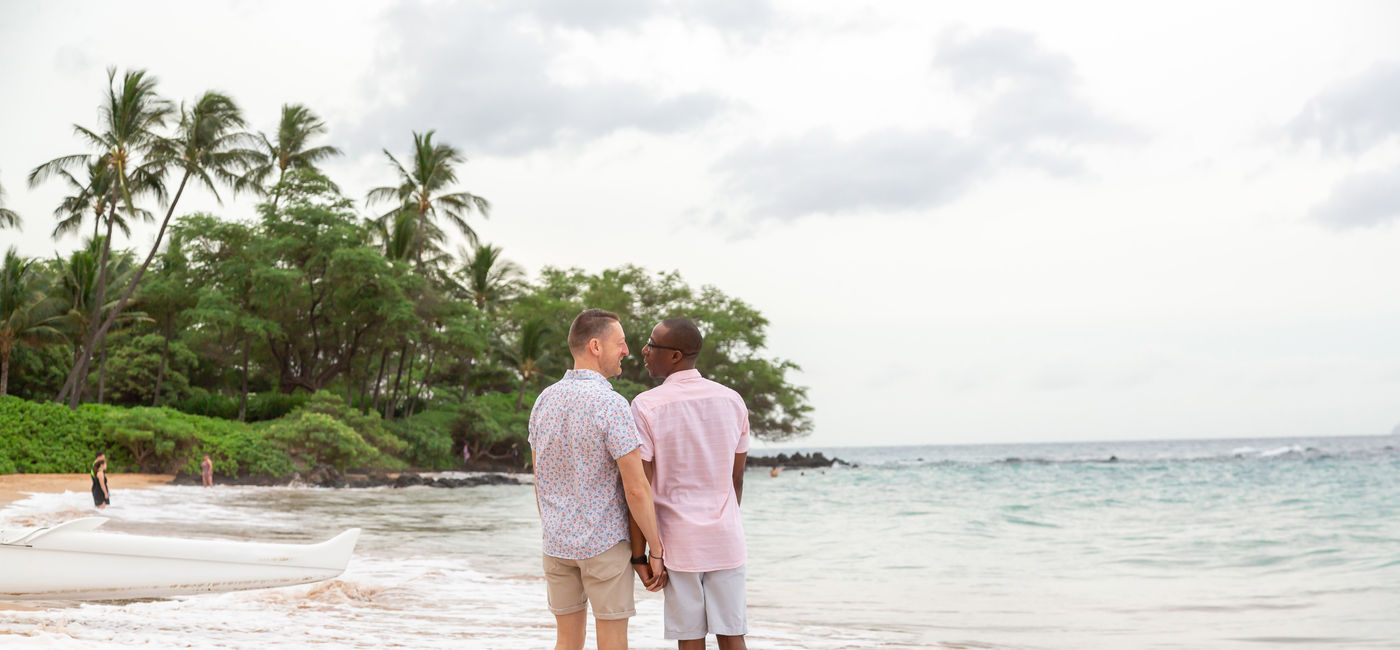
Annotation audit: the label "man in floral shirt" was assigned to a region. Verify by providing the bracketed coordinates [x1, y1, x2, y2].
[529, 308, 667, 650]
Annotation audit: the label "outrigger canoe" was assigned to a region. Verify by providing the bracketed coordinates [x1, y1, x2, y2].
[0, 517, 360, 600]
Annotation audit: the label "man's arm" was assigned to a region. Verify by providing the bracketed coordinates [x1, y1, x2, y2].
[617, 449, 667, 591]
[531, 451, 540, 517]
[732, 452, 746, 506]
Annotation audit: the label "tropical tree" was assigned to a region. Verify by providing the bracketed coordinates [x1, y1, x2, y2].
[0, 178, 20, 229]
[41, 158, 154, 242]
[60, 89, 257, 408]
[50, 239, 149, 404]
[241, 103, 342, 211]
[1, 249, 64, 395]
[31, 68, 171, 407]
[498, 318, 552, 412]
[366, 130, 490, 273]
[459, 243, 523, 312]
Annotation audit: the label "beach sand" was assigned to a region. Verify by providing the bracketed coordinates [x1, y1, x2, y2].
[0, 473, 174, 612]
[0, 473, 174, 509]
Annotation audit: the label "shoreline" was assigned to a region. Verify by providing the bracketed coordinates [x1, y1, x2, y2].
[0, 473, 176, 509]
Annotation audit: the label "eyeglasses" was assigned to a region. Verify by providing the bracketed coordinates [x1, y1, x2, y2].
[644, 339, 695, 356]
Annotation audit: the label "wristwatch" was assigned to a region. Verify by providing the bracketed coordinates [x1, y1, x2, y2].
[630, 555, 648, 565]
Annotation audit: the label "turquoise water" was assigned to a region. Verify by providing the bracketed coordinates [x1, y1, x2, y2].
[747, 436, 1400, 648]
[2, 435, 1397, 648]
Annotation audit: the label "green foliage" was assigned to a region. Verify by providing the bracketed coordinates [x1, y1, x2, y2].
[0, 396, 104, 474]
[386, 406, 461, 470]
[90, 404, 292, 477]
[101, 333, 199, 405]
[245, 392, 308, 421]
[297, 391, 406, 464]
[266, 411, 377, 472]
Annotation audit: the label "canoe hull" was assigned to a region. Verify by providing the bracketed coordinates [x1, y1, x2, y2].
[0, 518, 360, 600]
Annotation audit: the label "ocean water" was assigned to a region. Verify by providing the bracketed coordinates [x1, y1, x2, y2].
[2, 435, 1398, 649]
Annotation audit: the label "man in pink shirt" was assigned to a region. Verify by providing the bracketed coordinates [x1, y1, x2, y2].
[631, 318, 750, 650]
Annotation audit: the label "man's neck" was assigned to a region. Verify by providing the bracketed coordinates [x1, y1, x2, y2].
[572, 356, 603, 374]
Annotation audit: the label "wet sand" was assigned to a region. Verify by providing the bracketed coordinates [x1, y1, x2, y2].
[0, 473, 175, 508]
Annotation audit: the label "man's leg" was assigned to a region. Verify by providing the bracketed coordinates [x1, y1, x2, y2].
[595, 617, 630, 650]
[677, 638, 706, 649]
[554, 610, 587, 650]
[716, 635, 746, 650]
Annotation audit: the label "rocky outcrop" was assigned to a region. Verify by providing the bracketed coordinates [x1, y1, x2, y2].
[747, 451, 850, 468]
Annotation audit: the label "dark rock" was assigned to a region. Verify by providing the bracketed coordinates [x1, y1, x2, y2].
[393, 473, 426, 488]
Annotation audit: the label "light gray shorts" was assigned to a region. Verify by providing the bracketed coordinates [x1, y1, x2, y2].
[663, 565, 747, 639]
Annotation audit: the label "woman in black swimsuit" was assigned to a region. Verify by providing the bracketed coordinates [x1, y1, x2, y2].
[91, 458, 110, 508]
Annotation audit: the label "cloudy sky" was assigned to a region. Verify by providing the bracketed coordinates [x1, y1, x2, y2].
[2, 1, 1398, 448]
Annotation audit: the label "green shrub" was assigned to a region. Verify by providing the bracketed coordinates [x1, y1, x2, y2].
[387, 407, 461, 469]
[245, 392, 308, 422]
[266, 411, 378, 472]
[0, 396, 105, 473]
[174, 388, 240, 420]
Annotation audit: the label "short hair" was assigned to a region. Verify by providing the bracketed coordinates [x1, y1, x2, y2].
[568, 308, 621, 352]
[660, 318, 703, 357]
[94, 450, 106, 459]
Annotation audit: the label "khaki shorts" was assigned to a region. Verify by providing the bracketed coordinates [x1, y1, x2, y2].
[664, 565, 747, 639]
[542, 541, 636, 620]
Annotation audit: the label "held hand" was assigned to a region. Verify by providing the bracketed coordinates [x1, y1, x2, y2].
[646, 555, 667, 592]
[632, 562, 653, 587]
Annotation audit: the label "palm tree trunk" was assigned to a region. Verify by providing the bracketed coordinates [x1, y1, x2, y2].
[58, 210, 116, 405]
[238, 337, 250, 421]
[97, 344, 107, 404]
[0, 347, 11, 397]
[64, 170, 191, 409]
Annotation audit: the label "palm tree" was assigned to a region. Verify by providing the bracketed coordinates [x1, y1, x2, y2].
[39, 158, 155, 242]
[32, 68, 171, 406]
[60, 89, 257, 408]
[1, 249, 64, 396]
[459, 243, 523, 312]
[51, 239, 147, 404]
[242, 103, 343, 210]
[0, 178, 21, 229]
[366, 131, 490, 273]
[498, 318, 551, 412]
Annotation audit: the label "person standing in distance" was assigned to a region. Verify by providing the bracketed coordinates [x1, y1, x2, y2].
[529, 308, 668, 650]
[91, 451, 111, 508]
[632, 318, 750, 649]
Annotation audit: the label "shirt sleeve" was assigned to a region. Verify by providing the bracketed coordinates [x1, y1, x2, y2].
[598, 394, 641, 460]
[526, 396, 541, 447]
[735, 398, 751, 454]
[631, 400, 655, 462]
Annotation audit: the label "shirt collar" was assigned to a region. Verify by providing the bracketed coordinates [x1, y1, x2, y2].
[662, 368, 702, 385]
[564, 368, 608, 383]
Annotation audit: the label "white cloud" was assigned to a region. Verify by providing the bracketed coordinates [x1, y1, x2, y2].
[1311, 164, 1400, 230]
[1290, 61, 1400, 155]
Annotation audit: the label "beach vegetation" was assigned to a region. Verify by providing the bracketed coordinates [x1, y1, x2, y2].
[0, 65, 814, 479]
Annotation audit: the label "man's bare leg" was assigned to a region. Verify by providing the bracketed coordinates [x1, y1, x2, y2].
[595, 617, 630, 650]
[554, 610, 586, 650]
[678, 639, 706, 649]
[717, 635, 746, 650]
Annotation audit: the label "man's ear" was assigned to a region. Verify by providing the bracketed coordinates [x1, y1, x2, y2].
[589, 338, 603, 356]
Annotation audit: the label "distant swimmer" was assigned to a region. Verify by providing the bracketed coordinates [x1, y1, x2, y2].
[770, 467, 781, 478]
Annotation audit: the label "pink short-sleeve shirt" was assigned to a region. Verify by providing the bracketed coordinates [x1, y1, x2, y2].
[631, 369, 750, 572]
[528, 369, 640, 560]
